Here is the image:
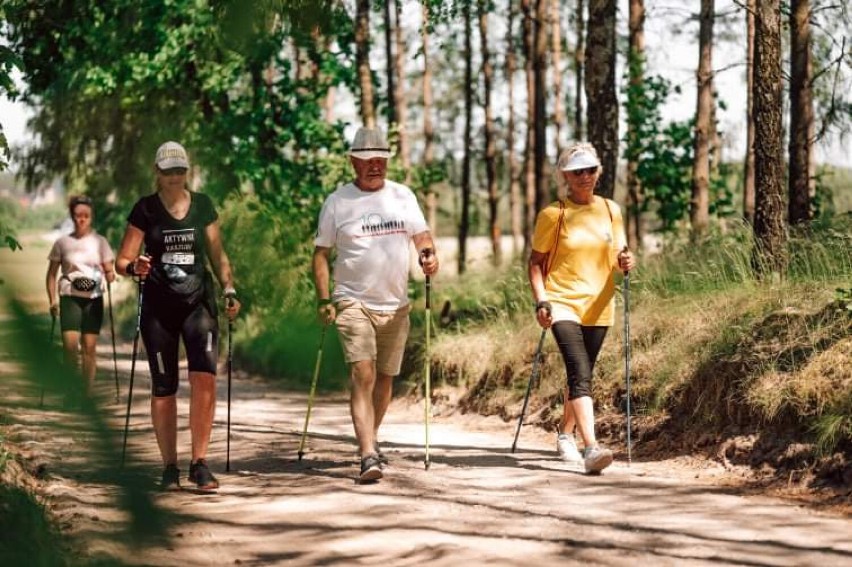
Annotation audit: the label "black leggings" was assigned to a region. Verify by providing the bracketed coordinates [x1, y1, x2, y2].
[140, 297, 219, 397]
[550, 321, 608, 400]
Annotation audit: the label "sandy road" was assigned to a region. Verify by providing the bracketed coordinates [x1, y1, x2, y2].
[2, 342, 849, 567]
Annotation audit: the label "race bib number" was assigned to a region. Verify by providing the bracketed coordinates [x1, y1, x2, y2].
[162, 251, 195, 265]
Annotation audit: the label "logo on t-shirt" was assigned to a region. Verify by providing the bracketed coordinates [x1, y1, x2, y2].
[358, 213, 406, 237]
[162, 228, 196, 265]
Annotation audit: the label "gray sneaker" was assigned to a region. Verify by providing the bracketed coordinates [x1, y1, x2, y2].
[556, 434, 583, 463]
[583, 445, 614, 474]
[359, 453, 383, 483]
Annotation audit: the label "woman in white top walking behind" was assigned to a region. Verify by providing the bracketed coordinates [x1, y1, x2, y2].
[46, 195, 116, 396]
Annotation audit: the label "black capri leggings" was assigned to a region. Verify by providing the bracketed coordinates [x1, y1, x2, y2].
[140, 297, 219, 397]
[550, 321, 608, 400]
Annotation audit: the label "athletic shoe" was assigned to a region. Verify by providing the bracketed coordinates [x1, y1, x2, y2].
[359, 453, 383, 483]
[556, 433, 583, 463]
[583, 445, 614, 474]
[160, 464, 181, 491]
[188, 459, 219, 491]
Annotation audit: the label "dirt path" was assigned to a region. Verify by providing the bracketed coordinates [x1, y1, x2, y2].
[2, 330, 851, 567]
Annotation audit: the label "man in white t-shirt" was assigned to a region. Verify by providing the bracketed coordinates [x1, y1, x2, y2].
[313, 127, 439, 483]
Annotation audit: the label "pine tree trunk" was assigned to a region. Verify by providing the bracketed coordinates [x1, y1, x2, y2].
[507, 0, 523, 255]
[422, 4, 437, 235]
[460, 0, 473, 275]
[690, 0, 714, 239]
[479, 1, 501, 266]
[585, 0, 617, 199]
[788, 0, 814, 225]
[394, 0, 410, 179]
[384, 0, 396, 126]
[626, 0, 645, 252]
[534, 0, 550, 212]
[574, 0, 585, 139]
[551, 0, 565, 155]
[744, 0, 756, 223]
[522, 0, 536, 254]
[355, 0, 375, 127]
[752, 0, 787, 278]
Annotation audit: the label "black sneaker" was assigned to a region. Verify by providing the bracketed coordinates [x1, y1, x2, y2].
[160, 464, 181, 491]
[359, 453, 383, 483]
[188, 459, 219, 491]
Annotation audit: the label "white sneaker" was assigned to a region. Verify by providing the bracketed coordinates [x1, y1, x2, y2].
[583, 445, 614, 474]
[556, 433, 583, 463]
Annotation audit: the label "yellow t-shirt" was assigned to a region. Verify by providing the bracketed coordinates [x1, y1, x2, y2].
[531, 196, 626, 326]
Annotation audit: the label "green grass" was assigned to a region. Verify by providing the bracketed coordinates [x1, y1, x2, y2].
[0, 484, 70, 566]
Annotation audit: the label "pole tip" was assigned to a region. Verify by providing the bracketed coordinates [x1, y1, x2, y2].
[297, 452, 304, 461]
[424, 460, 431, 470]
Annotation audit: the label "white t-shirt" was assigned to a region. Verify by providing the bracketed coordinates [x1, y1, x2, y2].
[314, 180, 429, 310]
[48, 231, 115, 299]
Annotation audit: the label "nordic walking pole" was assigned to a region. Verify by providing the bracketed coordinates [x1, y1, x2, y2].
[107, 281, 119, 402]
[121, 278, 144, 468]
[298, 324, 327, 461]
[511, 328, 547, 453]
[420, 248, 434, 470]
[225, 290, 237, 472]
[622, 246, 632, 466]
[41, 311, 57, 407]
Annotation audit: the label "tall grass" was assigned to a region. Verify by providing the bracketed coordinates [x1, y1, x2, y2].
[637, 215, 852, 298]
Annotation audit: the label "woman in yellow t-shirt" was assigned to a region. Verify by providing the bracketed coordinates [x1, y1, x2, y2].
[527, 142, 636, 474]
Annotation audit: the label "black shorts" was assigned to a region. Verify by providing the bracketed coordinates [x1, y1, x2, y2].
[59, 295, 104, 334]
[140, 295, 219, 397]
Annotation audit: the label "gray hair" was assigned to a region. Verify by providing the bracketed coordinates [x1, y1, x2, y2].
[554, 141, 602, 198]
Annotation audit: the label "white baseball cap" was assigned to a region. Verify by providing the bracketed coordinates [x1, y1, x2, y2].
[155, 141, 190, 170]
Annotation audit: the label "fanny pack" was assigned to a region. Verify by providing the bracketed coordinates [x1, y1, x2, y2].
[71, 277, 97, 292]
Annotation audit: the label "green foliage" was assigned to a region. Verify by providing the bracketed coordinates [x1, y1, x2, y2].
[833, 287, 852, 312]
[2, 294, 172, 544]
[623, 54, 735, 232]
[2, 0, 356, 227]
[622, 57, 693, 231]
[0, 485, 69, 566]
[811, 407, 852, 457]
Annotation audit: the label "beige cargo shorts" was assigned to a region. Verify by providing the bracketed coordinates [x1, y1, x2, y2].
[334, 298, 411, 376]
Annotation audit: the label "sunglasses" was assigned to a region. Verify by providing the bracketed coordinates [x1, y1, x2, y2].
[569, 167, 598, 177]
[158, 167, 188, 177]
